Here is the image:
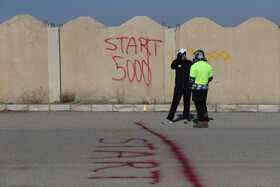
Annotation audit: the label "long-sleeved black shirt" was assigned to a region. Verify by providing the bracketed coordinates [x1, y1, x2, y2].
[171, 57, 193, 90]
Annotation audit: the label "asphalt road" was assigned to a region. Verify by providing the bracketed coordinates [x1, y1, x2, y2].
[0, 111, 280, 187]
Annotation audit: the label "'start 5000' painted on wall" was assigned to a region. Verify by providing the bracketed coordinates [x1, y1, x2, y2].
[105, 37, 163, 87]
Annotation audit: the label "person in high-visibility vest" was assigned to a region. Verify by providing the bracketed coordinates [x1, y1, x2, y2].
[189, 50, 213, 128]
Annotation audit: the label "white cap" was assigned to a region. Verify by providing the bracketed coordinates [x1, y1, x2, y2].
[177, 48, 187, 54]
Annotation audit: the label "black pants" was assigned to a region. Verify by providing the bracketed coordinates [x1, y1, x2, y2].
[194, 100, 208, 122]
[167, 87, 191, 121]
[193, 90, 208, 122]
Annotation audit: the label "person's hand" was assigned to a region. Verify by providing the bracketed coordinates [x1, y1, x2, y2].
[177, 53, 182, 59]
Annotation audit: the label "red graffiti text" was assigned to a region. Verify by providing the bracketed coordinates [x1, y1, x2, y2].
[89, 138, 160, 185]
[105, 37, 162, 87]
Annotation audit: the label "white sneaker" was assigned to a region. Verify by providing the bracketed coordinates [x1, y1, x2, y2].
[162, 119, 173, 124]
[183, 119, 188, 124]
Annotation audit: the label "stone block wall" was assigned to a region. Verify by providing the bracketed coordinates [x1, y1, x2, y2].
[0, 15, 279, 104]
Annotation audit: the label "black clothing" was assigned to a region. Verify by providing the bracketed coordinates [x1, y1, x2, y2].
[171, 58, 193, 91]
[167, 57, 193, 121]
[192, 90, 209, 122]
[167, 87, 191, 121]
[194, 100, 209, 122]
[192, 90, 208, 102]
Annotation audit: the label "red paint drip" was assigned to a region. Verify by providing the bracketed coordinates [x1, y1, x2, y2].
[135, 122, 203, 187]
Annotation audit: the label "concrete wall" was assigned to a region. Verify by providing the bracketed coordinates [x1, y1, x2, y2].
[177, 17, 280, 104]
[0, 15, 279, 104]
[60, 16, 165, 104]
[0, 15, 49, 104]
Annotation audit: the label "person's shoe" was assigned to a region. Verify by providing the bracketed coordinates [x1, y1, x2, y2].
[183, 119, 188, 124]
[193, 121, 208, 128]
[162, 119, 173, 124]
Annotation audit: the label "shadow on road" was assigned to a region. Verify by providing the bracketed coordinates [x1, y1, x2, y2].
[173, 113, 214, 123]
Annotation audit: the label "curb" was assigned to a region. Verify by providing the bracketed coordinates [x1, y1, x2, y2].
[0, 104, 279, 113]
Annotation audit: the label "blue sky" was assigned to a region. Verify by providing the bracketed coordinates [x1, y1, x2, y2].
[0, 0, 279, 27]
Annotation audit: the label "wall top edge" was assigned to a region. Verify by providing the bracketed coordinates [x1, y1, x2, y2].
[63, 16, 163, 28]
[0, 14, 279, 29]
[180, 17, 278, 29]
[119, 16, 162, 27]
[235, 17, 279, 28]
[181, 17, 224, 28]
[0, 14, 45, 27]
[63, 16, 106, 28]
